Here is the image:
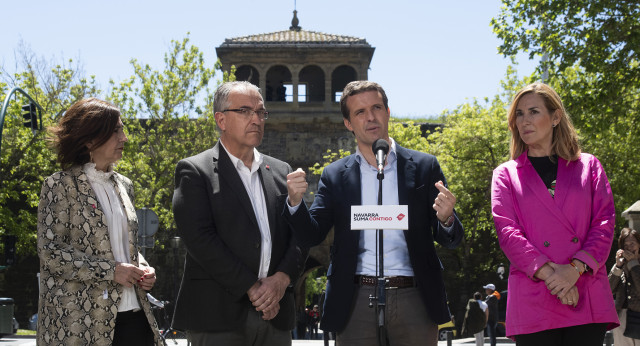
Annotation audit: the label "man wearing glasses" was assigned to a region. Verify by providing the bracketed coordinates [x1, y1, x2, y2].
[172, 81, 304, 346]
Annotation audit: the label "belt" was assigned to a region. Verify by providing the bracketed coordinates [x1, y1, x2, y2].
[355, 275, 415, 288]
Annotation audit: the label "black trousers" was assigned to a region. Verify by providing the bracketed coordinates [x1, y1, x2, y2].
[515, 323, 608, 346]
[113, 309, 155, 346]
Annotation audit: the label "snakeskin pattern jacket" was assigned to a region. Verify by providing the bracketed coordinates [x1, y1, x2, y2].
[36, 165, 162, 345]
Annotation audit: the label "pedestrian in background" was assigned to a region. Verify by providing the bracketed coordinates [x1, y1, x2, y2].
[462, 291, 488, 346]
[609, 227, 640, 345]
[484, 284, 500, 346]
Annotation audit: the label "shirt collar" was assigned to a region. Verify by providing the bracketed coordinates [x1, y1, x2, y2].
[219, 140, 263, 172]
[355, 137, 397, 168]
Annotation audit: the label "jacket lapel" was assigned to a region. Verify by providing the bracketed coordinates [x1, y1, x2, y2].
[112, 174, 139, 263]
[516, 152, 574, 232]
[342, 156, 362, 246]
[396, 145, 416, 205]
[258, 161, 277, 244]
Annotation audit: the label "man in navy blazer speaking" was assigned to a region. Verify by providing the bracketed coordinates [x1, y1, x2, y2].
[285, 81, 463, 346]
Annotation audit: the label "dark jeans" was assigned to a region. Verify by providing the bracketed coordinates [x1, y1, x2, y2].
[515, 323, 607, 346]
[486, 320, 498, 346]
[113, 309, 155, 346]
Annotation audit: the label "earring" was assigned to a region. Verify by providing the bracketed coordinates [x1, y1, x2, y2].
[552, 124, 557, 128]
[89, 151, 94, 163]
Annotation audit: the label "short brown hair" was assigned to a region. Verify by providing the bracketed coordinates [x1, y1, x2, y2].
[618, 228, 640, 249]
[50, 98, 121, 170]
[339, 81, 389, 120]
[507, 82, 581, 161]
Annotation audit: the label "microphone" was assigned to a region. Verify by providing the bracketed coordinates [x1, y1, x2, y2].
[372, 139, 389, 179]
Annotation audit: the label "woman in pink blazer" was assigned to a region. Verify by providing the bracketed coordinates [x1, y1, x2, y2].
[491, 82, 619, 345]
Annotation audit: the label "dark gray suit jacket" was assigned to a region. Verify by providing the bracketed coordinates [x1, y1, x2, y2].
[172, 142, 304, 332]
[284, 144, 463, 332]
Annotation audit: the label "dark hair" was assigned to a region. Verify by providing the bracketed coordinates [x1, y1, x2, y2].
[473, 292, 482, 300]
[50, 98, 121, 170]
[619, 228, 640, 249]
[339, 81, 389, 120]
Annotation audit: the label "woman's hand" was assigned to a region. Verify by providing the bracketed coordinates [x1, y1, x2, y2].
[622, 249, 638, 262]
[115, 262, 145, 288]
[545, 262, 580, 298]
[616, 249, 627, 268]
[137, 266, 156, 291]
[559, 286, 579, 307]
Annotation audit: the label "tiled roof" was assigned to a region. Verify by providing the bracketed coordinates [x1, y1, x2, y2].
[221, 29, 371, 47]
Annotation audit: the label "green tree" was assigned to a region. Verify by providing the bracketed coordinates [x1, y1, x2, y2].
[0, 50, 101, 255]
[492, 0, 640, 236]
[108, 35, 221, 246]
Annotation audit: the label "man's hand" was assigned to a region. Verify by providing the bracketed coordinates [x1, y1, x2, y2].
[432, 181, 456, 223]
[261, 302, 281, 320]
[136, 266, 157, 291]
[248, 272, 290, 317]
[287, 168, 308, 207]
[115, 262, 145, 288]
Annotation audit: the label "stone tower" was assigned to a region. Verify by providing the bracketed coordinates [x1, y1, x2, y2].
[216, 11, 375, 198]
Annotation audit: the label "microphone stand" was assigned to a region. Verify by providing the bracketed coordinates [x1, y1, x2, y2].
[370, 167, 389, 346]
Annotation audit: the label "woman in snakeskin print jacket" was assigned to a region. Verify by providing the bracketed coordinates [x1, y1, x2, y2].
[36, 98, 162, 346]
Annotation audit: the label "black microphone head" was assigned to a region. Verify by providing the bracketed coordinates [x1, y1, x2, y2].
[372, 139, 389, 155]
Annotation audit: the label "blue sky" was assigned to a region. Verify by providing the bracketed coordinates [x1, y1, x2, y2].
[1, 0, 539, 118]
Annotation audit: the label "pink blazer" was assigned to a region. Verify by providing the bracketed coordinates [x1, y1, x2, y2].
[491, 152, 619, 337]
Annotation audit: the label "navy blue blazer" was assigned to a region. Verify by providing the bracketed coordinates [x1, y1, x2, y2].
[284, 144, 463, 332]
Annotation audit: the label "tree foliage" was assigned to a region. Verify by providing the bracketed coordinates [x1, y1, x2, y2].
[492, 0, 640, 236]
[492, 0, 640, 87]
[0, 49, 101, 255]
[108, 35, 220, 246]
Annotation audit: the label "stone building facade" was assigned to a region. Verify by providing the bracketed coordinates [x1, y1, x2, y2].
[216, 11, 375, 202]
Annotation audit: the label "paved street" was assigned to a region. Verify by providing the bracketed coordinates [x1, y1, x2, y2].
[0, 335, 517, 345]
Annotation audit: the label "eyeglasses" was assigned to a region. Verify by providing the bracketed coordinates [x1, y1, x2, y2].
[223, 108, 269, 120]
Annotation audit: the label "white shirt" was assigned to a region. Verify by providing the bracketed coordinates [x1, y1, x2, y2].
[478, 299, 488, 312]
[83, 163, 140, 312]
[220, 141, 272, 279]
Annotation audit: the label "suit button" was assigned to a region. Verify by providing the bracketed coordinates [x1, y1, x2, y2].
[544, 241, 550, 247]
[572, 237, 579, 243]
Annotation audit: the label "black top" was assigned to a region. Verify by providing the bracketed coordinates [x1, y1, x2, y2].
[529, 155, 558, 197]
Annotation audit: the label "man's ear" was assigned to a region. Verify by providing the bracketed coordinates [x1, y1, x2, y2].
[215, 112, 226, 131]
[343, 117, 353, 132]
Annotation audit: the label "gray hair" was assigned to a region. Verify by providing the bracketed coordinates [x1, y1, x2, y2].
[213, 81, 262, 113]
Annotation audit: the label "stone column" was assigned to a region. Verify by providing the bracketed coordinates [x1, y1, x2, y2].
[622, 201, 640, 230]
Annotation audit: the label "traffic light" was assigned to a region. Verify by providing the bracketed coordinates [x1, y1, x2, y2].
[22, 102, 38, 130]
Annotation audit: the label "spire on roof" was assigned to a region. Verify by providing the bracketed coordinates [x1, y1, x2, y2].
[290, 10, 301, 31]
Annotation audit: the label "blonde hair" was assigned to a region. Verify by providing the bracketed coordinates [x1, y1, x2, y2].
[507, 82, 581, 161]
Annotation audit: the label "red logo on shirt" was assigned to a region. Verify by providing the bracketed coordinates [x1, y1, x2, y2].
[397, 213, 405, 221]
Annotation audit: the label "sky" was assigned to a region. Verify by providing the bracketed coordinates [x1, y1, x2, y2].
[1, 0, 539, 118]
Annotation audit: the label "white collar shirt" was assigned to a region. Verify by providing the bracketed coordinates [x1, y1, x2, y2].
[220, 141, 272, 279]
